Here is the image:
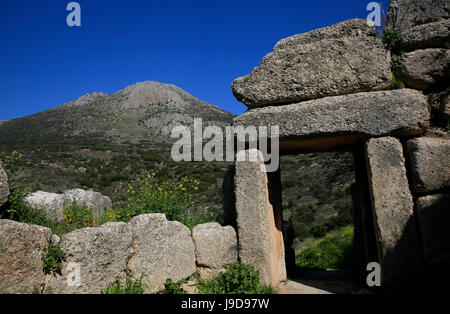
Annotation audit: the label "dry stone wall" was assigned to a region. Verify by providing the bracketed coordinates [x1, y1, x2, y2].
[229, 5, 449, 291]
[0, 215, 238, 294]
[0, 0, 448, 294]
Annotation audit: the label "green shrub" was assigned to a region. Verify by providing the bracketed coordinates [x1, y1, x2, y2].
[197, 263, 276, 294]
[382, 29, 405, 62]
[32, 285, 41, 294]
[62, 202, 96, 229]
[296, 226, 354, 270]
[101, 274, 147, 294]
[161, 279, 188, 294]
[42, 239, 65, 275]
[114, 171, 209, 229]
[391, 73, 404, 89]
[1, 182, 49, 225]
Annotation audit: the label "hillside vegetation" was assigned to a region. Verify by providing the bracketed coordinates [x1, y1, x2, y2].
[0, 81, 356, 270]
[280, 152, 355, 266]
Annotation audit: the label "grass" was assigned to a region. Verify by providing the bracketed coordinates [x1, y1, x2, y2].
[161, 279, 188, 294]
[111, 171, 210, 229]
[281, 152, 355, 243]
[0, 143, 229, 224]
[197, 263, 276, 294]
[101, 274, 148, 294]
[0, 170, 212, 235]
[295, 226, 354, 270]
[382, 29, 405, 62]
[41, 239, 65, 275]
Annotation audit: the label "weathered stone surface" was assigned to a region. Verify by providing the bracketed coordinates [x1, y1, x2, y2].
[386, 0, 450, 31]
[406, 137, 450, 194]
[428, 88, 450, 112]
[26, 188, 111, 221]
[428, 88, 450, 127]
[234, 149, 286, 285]
[127, 214, 196, 293]
[193, 222, 238, 279]
[26, 191, 66, 221]
[234, 89, 429, 153]
[0, 220, 52, 294]
[63, 189, 111, 218]
[396, 49, 450, 91]
[48, 222, 132, 294]
[442, 102, 450, 121]
[401, 19, 450, 51]
[232, 19, 391, 108]
[416, 194, 450, 265]
[0, 161, 9, 207]
[365, 137, 422, 287]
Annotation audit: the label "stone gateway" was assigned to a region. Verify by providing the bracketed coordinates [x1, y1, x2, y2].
[227, 8, 449, 292]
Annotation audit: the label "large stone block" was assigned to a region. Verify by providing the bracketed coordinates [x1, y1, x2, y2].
[48, 222, 132, 294]
[232, 19, 391, 108]
[63, 189, 112, 218]
[234, 149, 286, 285]
[365, 137, 422, 288]
[406, 137, 450, 194]
[386, 0, 450, 31]
[193, 222, 238, 279]
[234, 89, 429, 153]
[396, 49, 450, 91]
[26, 189, 111, 222]
[127, 214, 196, 293]
[0, 161, 9, 207]
[0, 220, 52, 294]
[401, 19, 450, 51]
[416, 194, 450, 265]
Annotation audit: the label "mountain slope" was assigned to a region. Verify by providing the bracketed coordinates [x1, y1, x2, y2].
[0, 81, 234, 145]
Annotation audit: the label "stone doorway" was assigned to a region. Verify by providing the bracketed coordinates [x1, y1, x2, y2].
[280, 149, 377, 293]
[225, 143, 381, 290]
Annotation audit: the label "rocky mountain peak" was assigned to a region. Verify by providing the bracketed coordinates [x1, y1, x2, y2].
[0, 81, 234, 144]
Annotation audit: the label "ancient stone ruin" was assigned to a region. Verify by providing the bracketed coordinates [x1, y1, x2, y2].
[226, 6, 449, 292]
[0, 0, 448, 294]
[0, 215, 238, 294]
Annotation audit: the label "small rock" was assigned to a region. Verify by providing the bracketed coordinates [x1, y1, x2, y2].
[51, 234, 60, 245]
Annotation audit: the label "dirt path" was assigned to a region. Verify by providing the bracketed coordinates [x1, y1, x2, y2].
[277, 280, 332, 294]
[277, 270, 358, 294]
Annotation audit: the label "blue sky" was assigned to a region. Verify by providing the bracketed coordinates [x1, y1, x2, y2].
[0, 0, 389, 120]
